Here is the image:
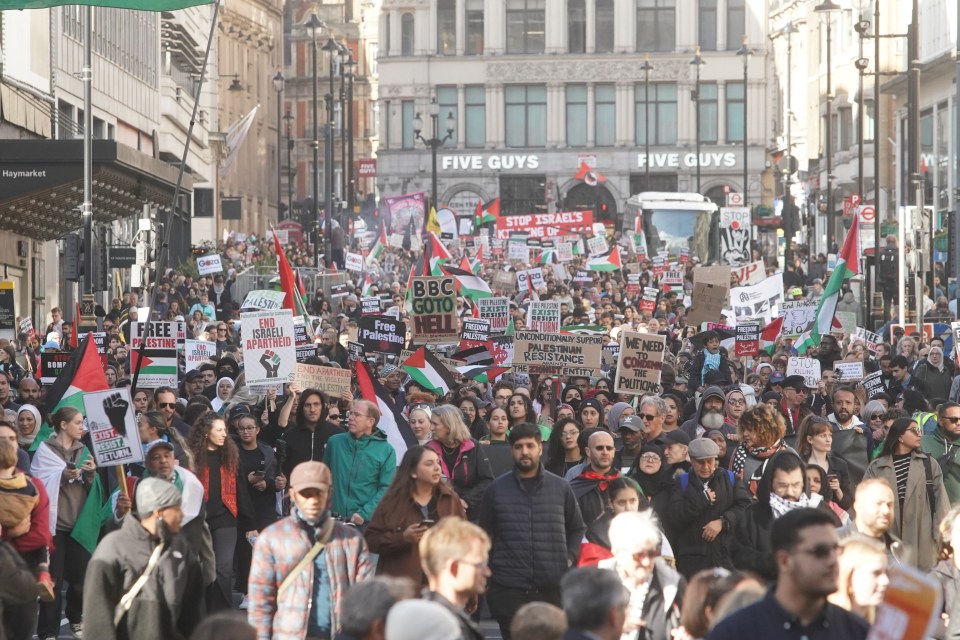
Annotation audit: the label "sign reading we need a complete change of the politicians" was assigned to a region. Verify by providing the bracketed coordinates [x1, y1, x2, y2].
[241, 310, 296, 387]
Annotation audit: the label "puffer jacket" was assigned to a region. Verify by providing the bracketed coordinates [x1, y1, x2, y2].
[82, 516, 205, 640]
[479, 466, 585, 591]
[424, 438, 493, 521]
[323, 429, 396, 521]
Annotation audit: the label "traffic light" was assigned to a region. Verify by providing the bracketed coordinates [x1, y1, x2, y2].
[64, 233, 81, 282]
[94, 226, 108, 292]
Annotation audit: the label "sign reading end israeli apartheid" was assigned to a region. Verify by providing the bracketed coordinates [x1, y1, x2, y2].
[614, 331, 666, 395]
[83, 388, 144, 467]
[411, 276, 458, 344]
[241, 310, 296, 387]
[185, 339, 216, 371]
[512, 331, 604, 377]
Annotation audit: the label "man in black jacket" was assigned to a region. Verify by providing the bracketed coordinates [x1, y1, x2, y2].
[480, 423, 586, 640]
[569, 431, 619, 526]
[665, 438, 751, 579]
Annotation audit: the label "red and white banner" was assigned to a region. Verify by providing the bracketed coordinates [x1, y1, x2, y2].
[495, 211, 594, 239]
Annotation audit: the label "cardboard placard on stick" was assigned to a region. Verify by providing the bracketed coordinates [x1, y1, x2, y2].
[241, 310, 296, 387]
[687, 282, 729, 327]
[787, 356, 821, 389]
[83, 388, 144, 467]
[294, 363, 352, 397]
[528, 301, 561, 333]
[614, 331, 666, 395]
[512, 331, 604, 376]
[478, 297, 510, 333]
[735, 321, 761, 357]
[410, 276, 458, 344]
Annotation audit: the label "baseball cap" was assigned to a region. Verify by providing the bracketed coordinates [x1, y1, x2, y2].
[688, 437, 721, 460]
[619, 415, 642, 432]
[184, 369, 203, 382]
[135, 477, 182, 518]
[290, 461, 332, 492]
[770, 372, 785, 385]
[143, 440, 175, 457]
[781, 374, 807, 390]
[661, 430, 691, 446]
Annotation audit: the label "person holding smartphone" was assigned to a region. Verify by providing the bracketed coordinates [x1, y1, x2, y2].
[365, 446, 466, 584]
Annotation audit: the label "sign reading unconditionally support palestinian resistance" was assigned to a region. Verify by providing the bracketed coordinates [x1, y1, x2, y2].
[241, 309, 296, 387]
[512, 331, 604, 377]
[294, 363, 353, 397]
[528, 301, 561, 333]
[358, 315, 406, 355]
[83, 388, 144, 467]
[411, 276, 458, 344]
[614, 331, 666, 395]
[478, 297, 510, 333]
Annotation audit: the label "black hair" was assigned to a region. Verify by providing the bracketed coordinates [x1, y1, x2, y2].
[508, 422, 541, 445]
[890, 355, 909, 370]
[770, 507, 840, 553]
[879, 418, 918, 458]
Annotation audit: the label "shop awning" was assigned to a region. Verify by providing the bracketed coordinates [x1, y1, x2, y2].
[0, 139, 191, 241]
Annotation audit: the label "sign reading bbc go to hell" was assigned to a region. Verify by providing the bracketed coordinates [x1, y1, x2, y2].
[241, 309, 296, 387]
[411, 276, 458, 345]
[614, 331, 667, 395]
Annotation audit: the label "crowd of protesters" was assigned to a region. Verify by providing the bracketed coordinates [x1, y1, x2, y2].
[0, 227, 958, 640]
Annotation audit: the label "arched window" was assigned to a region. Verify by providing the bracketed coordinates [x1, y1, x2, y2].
[401, 12, 415, 56]
[562, 183, 618, 222]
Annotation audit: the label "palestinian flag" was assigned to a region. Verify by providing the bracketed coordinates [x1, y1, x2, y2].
[539, 250, 558, 265]
[574, 162, 607, 186]
[561, 325, 608, 336]
[452, 344, 494, 366]
[361, 273, 374, 297]
[456, 364, 509, 383]
[586, 246, 622, 272]
[795, 216, 860, 354]
[427, 232, 453, 276]
[475, 198, 500, 226]
[471, 246, 484, 274]
[366, 225, 387, 266]
[356, 361, 416, 461]
[441, 264, 492, 301]
[401, 346, 456, 395]
[760, 316, 785, 355]
[459, 255, 473, 273]
[274, 230, 314, 339]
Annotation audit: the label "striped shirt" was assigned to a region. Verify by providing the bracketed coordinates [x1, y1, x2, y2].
[892, 453, 911, 506]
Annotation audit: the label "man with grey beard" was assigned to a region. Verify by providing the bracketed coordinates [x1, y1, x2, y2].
[679, 386, 729, 440]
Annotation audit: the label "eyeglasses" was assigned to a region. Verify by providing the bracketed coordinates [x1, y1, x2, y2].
[797, 542, 839, 559]
[158, 402, 176, 409]
[787, 387, 808, 394]
[640, 413, 658, 421]
[237, 425, 257, 432]
[727, 398, 746, 406]
[908, 426, 922, 435]
[640, 453, 661, 462]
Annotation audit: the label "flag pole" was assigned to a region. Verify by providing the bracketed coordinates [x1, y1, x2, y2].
[131, 0, 222, 396]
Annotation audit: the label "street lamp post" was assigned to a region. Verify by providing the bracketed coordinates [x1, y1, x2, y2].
[306, 12, 324, 263]
[816, 0, 841, 253]
[413, 96, 455, 223]
[641, 54, 654, 189]
[273, 70, 284, 222]
[345, 54, 356, 217]
[322, 36, 340, 267]
[736, 36, 752, 206]
[338, 44, 348, 203]
[283, 109, 294, 217]
[690, 46, 705, 193]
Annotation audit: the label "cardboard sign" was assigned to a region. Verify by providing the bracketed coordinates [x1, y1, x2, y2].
[661, 270, 684, 287]
[693, 265, 733, 286]
[735, 321, 761, 357]
[780, 300, 818, 337]
[639, 287, 659, 314]
[587, 234, 608, 256]
[687, 282, 729, 327]
[460, 318, 491, 350]
[294, 363, 353, 397]
[833, 360, 865, 381]
[490, 334, 514, 366]
[512, 331, 604, 376]
[508, 242, 529, 262]
[185, 339, 216, 371]
[241, 289, 287, 311]
[867, 565, 942, 640]
[83, 388, 144, 467]
[345, 252, 364, 272]
[196, 253, 223, 275]
[40, 352, 71, 385]
[493, 271, 516, 293]
[732, 259, 766, 286]
[528, 301, 561, 334]
[787, 356, 821, 389]
[361, 296, 381, 316]
[358, 315, 406, 355]
[410, 277, 458, 345]
[730, 274, 784, 322]
[862, 370, 886, 398]
[129, 321, 184, 388]
[241, 309, 296, 387]
[614, 331, 666, 395]
[478, 297, 510, 334]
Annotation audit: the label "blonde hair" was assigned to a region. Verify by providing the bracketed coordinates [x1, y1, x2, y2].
[828, 535, 887, 623]
[419, 517, 490, 579]
[430, 404, 472, 445]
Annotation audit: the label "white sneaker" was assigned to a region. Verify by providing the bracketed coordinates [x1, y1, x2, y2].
[239, 595, 249, 610]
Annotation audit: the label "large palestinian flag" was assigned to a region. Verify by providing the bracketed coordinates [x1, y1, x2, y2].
[356, 361, 416, 461]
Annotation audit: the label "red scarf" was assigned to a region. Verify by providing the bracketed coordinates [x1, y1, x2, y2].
[199, 465, 238, 518]
[579, 470, 620, 492]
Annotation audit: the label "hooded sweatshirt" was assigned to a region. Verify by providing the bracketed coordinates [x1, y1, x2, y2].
[679, 385, 734, 440]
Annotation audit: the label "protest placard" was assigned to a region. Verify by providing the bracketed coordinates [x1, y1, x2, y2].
[411, 277, 458, 344]
[862, 370, 886, 398]
[347, 341, 365, 363]
[241, 289, 287, 311]
[687, 282, 729, 327]
[493, 271, 516, 293]
[358, 315, 406, 355]
[614, 331, 666, 395]
[731, 259, 765, 286]
[834, 360, 865, 381]
[573, 270, 593, 283]
[834, 311, 857, 335]
[196, 254, 223, 275]
[361, 296, 381, 316]
[528, 301, 561, 333]
[558, 242, 574, 262]
[661, 270, 684, 287]
[129, 321, 184, 388]
[241, 309, 296, 386]
[83, 388, 144, 467]
[185, 339, 216, 371]
[460, 318, 491, 350]
[478, 297, 510, 334]
[730, 273, 784, 321]
[40, 352, 71, 385]
[345, 252, 364, 272]
[552, 262, 569, 283]
[626, 273, 641, 296]
[587, 234, 608, 256]
[787, 356, 821, 389]
[526, 268, 544, 291]
[638, 287, 659, 314]
[735, 321, 761, 357]
[854, 327, 884, 354]
[490, 335, 514, 366]
[508, 242, 529, 261]
[693, 265, 732, 286]
[512, 331, 604, 376]
[780, 300, 818, 337]
[867, 565, 942, 640]
[294, 363, 353, 397]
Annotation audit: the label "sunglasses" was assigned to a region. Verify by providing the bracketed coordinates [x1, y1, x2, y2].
[158, 402, 176, 409]
[640, 413, 658, 421]
[943, 417, 960, 424]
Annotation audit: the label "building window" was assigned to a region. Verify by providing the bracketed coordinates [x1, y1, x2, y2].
[384, 14, 391, 55]
[568, 0, 586, 54]
[465, 0, 484, 54]
[383, 100, 391, 149]
[636, 0, 675, 53]
[501, 175, 547, 215]
[595, 0, 614, 53]
[698, 0, 717, 50]
[634, 83, 677, 145]
[726, 81, 744, 142]
[698, 83, 718, 144]
[437, 86, 458, 148]
[402, 100, 415, 149]
[630, 173, 679, 194]
[506, 0, 545, 55]
[505, 85, 546, 147]
[566, 85, 588, 147]
[465, 86, 486, 148]
[726, 0, 745, 50]
[863, 99, 875, 142]
[401, 12, 415, 56]
[437, 0, 456, 54]
[595, 84, 616, 147]
[839, 107, 853, 150]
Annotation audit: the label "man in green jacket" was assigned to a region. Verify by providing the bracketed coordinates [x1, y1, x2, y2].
[323, 399, 396, 526]
[921, 401, 960, 502]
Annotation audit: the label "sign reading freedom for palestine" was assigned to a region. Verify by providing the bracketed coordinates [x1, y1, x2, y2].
[512, 331, 604, 377]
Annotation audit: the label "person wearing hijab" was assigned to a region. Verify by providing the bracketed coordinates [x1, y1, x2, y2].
[914, 346, 953, 401]
[577, 397, 604, 431]
[211, 377, 235, 414]
[606, 402, 634, 433]
[16, 404, 47, 457]
[628, 443, 674, 523]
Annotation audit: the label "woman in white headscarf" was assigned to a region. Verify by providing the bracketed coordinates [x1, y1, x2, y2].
[914, 346, 953, 402]
[16, 404, 47, 457]
[210, 377, 235, 414]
